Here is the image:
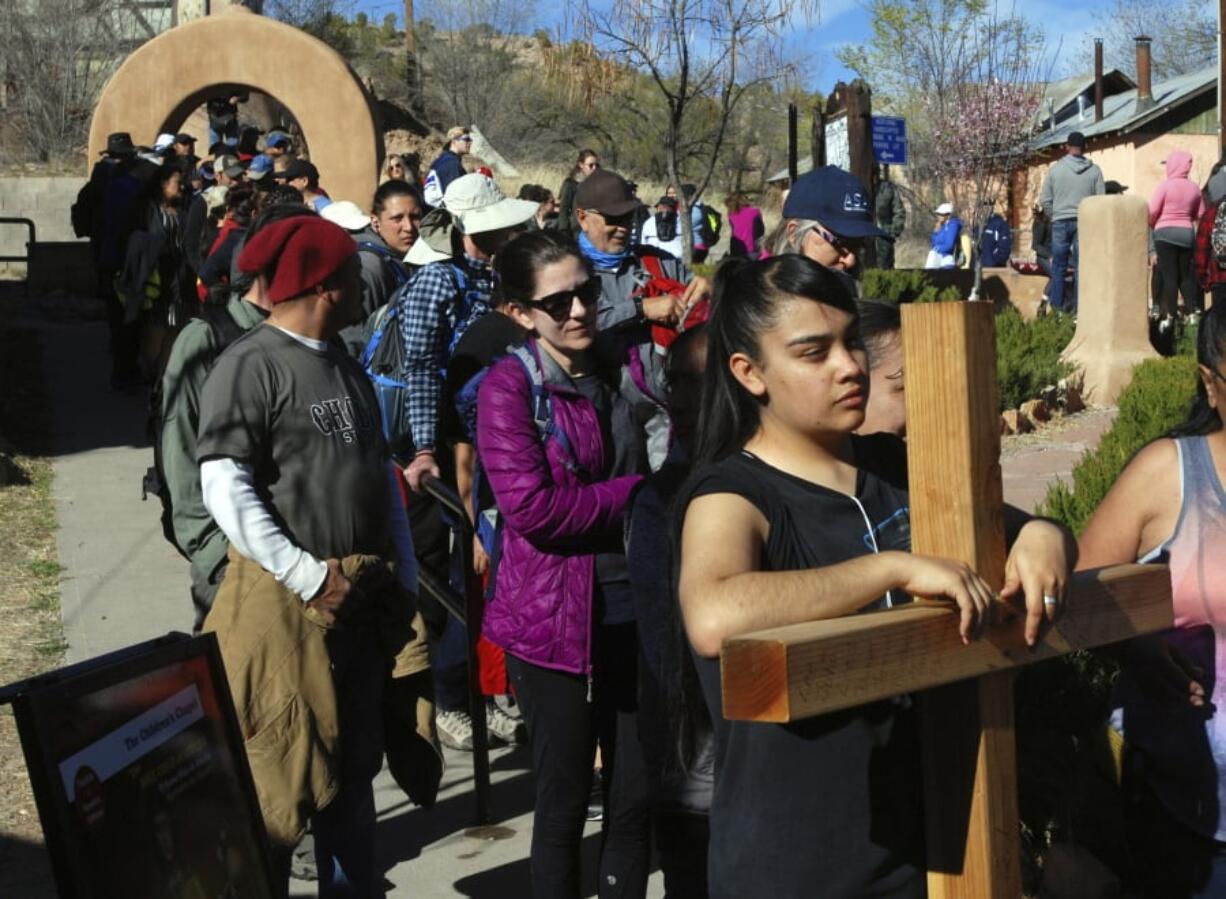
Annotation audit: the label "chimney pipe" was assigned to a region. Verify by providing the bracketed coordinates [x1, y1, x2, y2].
[1094, 38, 1104, 122]
[1135, 35, 1155, 114]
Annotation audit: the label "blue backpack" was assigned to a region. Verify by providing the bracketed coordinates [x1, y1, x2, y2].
[360, 262, 474, 453]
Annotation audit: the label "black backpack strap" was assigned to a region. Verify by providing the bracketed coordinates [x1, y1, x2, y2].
[200, 304, 247, 359]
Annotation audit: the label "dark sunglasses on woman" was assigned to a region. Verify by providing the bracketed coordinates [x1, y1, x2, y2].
[524, 279, 601, 321]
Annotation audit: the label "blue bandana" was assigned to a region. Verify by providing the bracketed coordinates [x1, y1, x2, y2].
[578, 231, 631, 271]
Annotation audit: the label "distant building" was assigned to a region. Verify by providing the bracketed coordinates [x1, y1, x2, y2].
[1012, 37, 1217, 257]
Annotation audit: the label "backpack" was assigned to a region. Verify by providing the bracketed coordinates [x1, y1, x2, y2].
[359, 262, 471, 456]
[141, 305, 248, 558]
[1212, 203, 1226, 267]
[453, 344, 581, 594]
[357, 240, 412, 291]
[655, 210, 678, 243]
[699, 205, 722, 246]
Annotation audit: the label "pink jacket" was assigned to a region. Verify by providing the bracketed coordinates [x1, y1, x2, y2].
[1149, 151, 1205, 231]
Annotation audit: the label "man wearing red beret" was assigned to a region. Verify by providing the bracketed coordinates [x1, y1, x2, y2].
[196, 216, 420, 895]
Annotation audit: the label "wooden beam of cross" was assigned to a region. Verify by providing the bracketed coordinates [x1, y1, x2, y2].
[718, 302, 1173, 898]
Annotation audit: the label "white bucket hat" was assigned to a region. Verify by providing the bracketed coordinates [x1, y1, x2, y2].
[442, 173, 537, 235]
[153, 132, 177, 153]
[320, 200, 370, 232]
[934, 202, 954, 215]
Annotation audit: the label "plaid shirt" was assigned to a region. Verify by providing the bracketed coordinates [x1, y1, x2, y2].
[1194, 202, 1226, 290]
[395, 255, 495, 452]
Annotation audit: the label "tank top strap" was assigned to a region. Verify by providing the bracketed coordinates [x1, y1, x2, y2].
[1138, 438, 1195, 563]
[1184, 434, 1226, 511]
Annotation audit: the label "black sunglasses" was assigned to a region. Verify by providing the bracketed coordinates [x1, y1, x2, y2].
[523, 279, 601, 321]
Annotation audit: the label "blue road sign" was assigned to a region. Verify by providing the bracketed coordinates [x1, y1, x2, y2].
[872, 116, 908, 165]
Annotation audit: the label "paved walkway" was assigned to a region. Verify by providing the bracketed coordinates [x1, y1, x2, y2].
[38, 313, 1117, 897]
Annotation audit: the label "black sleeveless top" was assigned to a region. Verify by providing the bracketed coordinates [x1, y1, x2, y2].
[676, 433, 926, 898]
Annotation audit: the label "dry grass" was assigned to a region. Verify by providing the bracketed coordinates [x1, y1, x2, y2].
[0, 309, 65, 851]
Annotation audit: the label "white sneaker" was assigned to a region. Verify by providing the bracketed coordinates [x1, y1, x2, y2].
[486, 698, 526, 745]
[436, 708, 474, 751]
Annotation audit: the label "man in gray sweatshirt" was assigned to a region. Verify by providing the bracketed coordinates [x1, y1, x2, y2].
[1039, 131, 1105, 312]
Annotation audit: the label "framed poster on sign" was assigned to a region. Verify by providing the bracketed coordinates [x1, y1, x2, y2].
[1, 633, 276, 899]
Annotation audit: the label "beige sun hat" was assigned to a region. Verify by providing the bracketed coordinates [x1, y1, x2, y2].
[442, 173, 537, 235]
[405, 208, 456, 266]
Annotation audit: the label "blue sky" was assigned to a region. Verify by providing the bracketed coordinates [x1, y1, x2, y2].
[350, 0, 1114, 88]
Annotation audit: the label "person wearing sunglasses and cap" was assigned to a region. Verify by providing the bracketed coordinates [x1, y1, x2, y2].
[574, 169, 709, 350]
[424, 126, 474, 208]
[766, 165, 890, 277]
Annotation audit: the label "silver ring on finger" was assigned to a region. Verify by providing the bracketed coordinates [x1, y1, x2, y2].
[1043, 594, 1058, 607]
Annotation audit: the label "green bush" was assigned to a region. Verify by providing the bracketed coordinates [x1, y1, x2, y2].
[995, 308, 1076, 412]
[1036, 355, 1199, 536]
[1016, 353, 1199, 889]
[860, 269, 961, 303]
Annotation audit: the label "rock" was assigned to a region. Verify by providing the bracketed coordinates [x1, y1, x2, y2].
[1064, 383, 1085, 414]
[1020, 398, 1051, 425]
[1001, 410, 1031, 434]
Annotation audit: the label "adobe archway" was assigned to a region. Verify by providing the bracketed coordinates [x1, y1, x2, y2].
[87, 6, 382, 206]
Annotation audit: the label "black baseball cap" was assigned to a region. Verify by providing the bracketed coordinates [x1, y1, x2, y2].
[281, 159, 319, 184]
[782, 165, 886, 239]
[174, 133, 196, 145]
[575, 169, 639, 217]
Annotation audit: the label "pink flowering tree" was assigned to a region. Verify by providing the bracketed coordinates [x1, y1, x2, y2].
[916, 10, 1046, 295]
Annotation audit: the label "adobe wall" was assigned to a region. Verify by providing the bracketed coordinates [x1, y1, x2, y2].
[87, 6, 382, 207]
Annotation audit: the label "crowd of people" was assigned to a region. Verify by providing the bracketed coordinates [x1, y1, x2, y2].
[67, 112, 1226, 899]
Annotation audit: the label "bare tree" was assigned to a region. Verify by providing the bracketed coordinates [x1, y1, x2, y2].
[1, 0, 143, 162]
[578, 0, 814, 263]
[1079, 0, 1215, 80]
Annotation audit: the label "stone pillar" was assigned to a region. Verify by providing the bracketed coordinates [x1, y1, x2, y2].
[1060, 194, 1157, 405]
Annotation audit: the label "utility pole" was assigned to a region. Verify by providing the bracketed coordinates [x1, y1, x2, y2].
[404, 0, 421, 117]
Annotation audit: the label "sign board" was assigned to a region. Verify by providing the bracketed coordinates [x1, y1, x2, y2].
[1, 634, 277, 899]
[872, 115, 908, 165]
[825, 115, 850, 170]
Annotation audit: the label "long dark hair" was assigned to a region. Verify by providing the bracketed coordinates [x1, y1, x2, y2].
[1170, 302, 1226, 437]
[695, 255, 859, 465]
[494, 229, 587, 305]
[569, 148, 598, 180]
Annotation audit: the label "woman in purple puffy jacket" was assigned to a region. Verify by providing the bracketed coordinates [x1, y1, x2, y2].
[475, 230, 662, 898]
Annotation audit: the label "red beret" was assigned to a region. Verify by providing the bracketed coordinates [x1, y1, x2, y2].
[237, 216, 357, 304]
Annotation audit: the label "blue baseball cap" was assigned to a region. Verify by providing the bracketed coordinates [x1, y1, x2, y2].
[782, 165, 887, 240]
[246, 154, 275, 179]
[266, 130, 292, 149]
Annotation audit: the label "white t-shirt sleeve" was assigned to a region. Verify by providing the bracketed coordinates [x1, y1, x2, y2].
[201, 457, 328, 602]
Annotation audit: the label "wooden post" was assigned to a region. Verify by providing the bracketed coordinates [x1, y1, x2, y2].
[845, 80, 876, 268]
[719, 301, 1173, 895]
[811, 103, 827, 170]
[904, 302, 1016, 897]
[788, 102, 799, 186]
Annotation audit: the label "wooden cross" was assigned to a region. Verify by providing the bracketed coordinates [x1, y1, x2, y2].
[719, 302, 1173, 898]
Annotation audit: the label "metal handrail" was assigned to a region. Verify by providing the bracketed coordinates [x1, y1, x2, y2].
[0, 217, 36, 265]
[418, 474, 491, 825]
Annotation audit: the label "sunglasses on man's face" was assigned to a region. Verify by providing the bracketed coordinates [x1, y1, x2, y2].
[811, 222, 861, 257]
[524, 279, 601, 321]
